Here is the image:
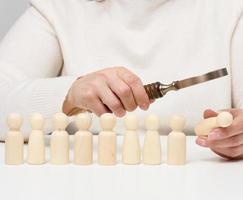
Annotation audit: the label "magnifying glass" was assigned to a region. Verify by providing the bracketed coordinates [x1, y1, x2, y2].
[144, 68, 228, 100]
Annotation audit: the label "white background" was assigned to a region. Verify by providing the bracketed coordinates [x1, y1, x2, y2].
[0, 0, 28, 39]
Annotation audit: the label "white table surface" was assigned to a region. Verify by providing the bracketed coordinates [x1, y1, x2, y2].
[0, 136, 242, 200]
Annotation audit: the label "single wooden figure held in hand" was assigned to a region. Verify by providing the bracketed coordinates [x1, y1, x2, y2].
[50, 113, 70, 165]
[98, 113, 117, 165]
[5, 113, 24, 165]
[167, 115, 186, 165]
[122, 114, 141, 165]
[74, 113, 93, 165]
[143, 114, 161, 165]
[195, 111, 233, 136]
[27, 113, 45, 164]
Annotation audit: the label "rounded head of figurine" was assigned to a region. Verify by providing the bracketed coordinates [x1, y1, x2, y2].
[100, 113, 116, 131]
[30, 113, 44, 130]
[52, 113, 69, 131]
[170, 115, 186, 131]
[124, 114, 138, 130]
[145, 114, 160, 131]
[75, 113, 92, 130]
[217, 112, 233, 127]
[7, 113, 23, 131]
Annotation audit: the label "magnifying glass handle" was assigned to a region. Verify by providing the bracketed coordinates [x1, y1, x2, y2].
[144, 82, 178, 100]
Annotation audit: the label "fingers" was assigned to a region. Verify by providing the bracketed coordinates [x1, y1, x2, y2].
[68, 67, 152, 117]
[97, 81, 126, 117]
[78, 73, 127, 117]
[107, 78, 137, 112]
[201, 109, 242, 140]
[81, 88, 111, 116]
[117, 68, 150, 110]
[196, 135, 243, 159]
[207, 133, 243, 148]
[211, 149, 239, 160]
[222, 114, 243, 137]
[196, 136, 209, 147]
[197, 109, 243, 159]
[89, 99, 111, 117]
[211, 144, 243, 159]
[208, 115, 243, 140]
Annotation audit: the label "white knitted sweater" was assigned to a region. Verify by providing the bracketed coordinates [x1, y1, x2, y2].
[0, 0, 243, 137]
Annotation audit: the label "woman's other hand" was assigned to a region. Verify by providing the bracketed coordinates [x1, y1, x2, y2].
[196, 109, 243, 160]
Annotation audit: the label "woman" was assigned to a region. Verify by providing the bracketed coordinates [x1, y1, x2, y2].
[0, 0, 243, 159]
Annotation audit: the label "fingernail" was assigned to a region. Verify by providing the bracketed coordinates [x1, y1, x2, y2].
[140, 103, 149, 110]
[197, 138, 208, 147]
[208, 129, 221, 140]
[150, 99, 155, 104]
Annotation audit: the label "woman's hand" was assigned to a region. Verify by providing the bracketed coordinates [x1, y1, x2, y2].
[63, 67, 151, 117]
[196, 109, 243, 160]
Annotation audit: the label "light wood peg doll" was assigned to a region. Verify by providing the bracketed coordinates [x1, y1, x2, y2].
[27, 113, 45, 164]
[122, 114, 141, 165]
[167, 115, 186, 165]
[74, 113, 93, 165]
[98, 113, 117, 165]
[143, 114, 161, 165]
[5, 113, 24, 165]
[50, 113, 69, 165]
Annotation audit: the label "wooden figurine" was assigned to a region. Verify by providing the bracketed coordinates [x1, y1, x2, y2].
[122, 114, 141, 165]
[98, 113, 117, 165]
[5, 113, 24, 165]
[27, 113, 45, 164]
[195, 111, 233, 136]
[50, 113, 69, 165]
[167, 115, 186, 165]
[74, 113, 93, 165]
[143, 114, 161, 165]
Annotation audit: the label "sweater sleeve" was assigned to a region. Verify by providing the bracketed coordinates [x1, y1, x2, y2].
[231, 12, 243, 109]
[0, 7, 77, 139]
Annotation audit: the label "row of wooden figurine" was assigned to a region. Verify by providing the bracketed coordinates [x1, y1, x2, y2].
[4, 112, 187, 165]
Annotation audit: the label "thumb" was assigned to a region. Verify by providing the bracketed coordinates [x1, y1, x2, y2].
[203, 109, 218, 119]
